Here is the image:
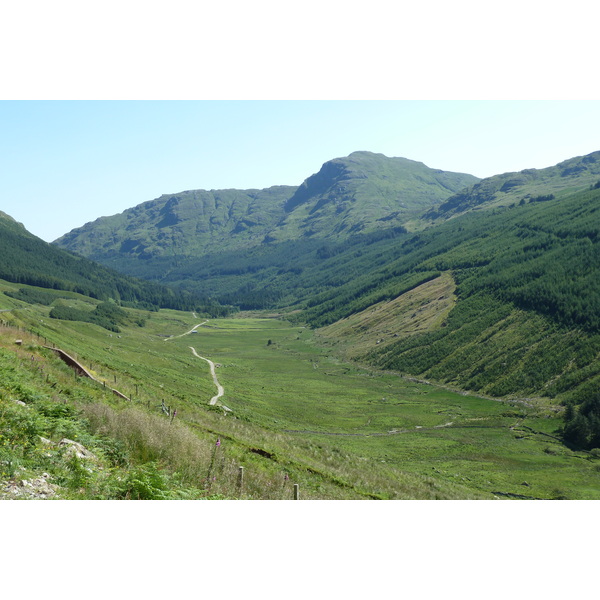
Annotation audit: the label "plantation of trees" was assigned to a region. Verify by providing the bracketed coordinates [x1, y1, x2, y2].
[0, 215, 232, 317]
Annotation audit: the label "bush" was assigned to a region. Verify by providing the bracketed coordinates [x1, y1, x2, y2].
[117, 462, 170, 500]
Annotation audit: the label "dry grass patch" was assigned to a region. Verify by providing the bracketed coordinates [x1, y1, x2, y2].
[319, 273, 456, 359]
[81, 403, 213, 484]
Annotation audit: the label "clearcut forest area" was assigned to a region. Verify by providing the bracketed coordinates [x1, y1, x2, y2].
[3, 149, 600, 500]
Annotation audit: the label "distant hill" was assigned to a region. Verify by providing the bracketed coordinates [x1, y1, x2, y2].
[0, 210, 22, 226]
[0, 209, 225, 314]
[426, 150, 600, 220]
[53, 151, 478, 279]
[55, 185, 297, 265]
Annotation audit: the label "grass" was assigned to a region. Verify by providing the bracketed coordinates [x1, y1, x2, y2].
[2, 278, 600, 499]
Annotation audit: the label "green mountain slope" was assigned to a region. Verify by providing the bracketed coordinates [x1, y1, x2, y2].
[53, 151, 478, 280]
[270, 151, 478, 241]
[48, 149, 600, 450]
[305, 184, 600, 408]
[0, 210, 224, 313]
[55, 185, 297, 265]
[426, 150, 600, 220]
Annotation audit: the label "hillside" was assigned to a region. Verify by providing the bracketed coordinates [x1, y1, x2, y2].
[306, 184, 600, 448]
[4, 184, 600, 495]
[55, 185, 297, 270]
[53, 152, 478, 282]
[53, 151, 600, 317]
[426, 150, 600, 220]
[0, 210, 230, 315]
[43, 149, 600, 453]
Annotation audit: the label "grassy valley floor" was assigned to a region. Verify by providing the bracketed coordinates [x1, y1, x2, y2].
[2, 280, 599, 499]
[177, 315, 600, 499]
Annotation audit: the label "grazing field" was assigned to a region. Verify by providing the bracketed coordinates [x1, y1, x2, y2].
[2, 281, 599, 499]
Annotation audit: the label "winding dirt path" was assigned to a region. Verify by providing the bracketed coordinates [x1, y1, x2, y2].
[163, 320, 208, 341]
[189, 346, 224, 405]
[163, 319, 230, 411]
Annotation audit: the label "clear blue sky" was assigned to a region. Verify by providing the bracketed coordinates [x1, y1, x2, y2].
[2, 100, 600, 242]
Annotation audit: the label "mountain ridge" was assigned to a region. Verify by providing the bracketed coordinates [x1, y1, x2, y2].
[53, 151, 479, 278]
[427, 150, 600, 220]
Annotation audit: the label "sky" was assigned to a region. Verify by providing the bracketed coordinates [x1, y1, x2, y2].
[3, 99, 600, 242]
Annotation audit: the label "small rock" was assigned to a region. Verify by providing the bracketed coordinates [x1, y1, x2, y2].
[59, 439, 97, 460]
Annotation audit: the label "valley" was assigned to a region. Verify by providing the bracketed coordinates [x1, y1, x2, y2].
[3, 148, 600, 500]
[2, 278, 599, 500]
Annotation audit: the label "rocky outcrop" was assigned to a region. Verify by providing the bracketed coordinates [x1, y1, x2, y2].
[59, 438, 97, 460]
[1, 473, 57, 500]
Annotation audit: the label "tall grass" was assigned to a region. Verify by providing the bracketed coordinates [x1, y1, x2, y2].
[82, 403, 213, 485]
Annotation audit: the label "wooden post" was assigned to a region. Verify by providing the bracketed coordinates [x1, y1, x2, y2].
[294, 484, 300, 500]
[238, 466, 244, 492]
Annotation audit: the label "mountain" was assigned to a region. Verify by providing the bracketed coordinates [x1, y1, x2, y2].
[0, 209, 224, 313]
[53, 152, 478, 280]
[426, 150, 600, 220]
[269, 151, 479, 241]
[55, 185, 297, 264]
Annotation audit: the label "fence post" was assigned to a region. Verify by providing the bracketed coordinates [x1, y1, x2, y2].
[238, 466, 244, 493]
[294, 484, 300, 500]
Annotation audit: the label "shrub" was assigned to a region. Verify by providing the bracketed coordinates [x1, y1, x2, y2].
[117, 462, 170, 500]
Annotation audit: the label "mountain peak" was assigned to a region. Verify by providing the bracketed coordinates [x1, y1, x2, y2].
[284, 151, 477, 215]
